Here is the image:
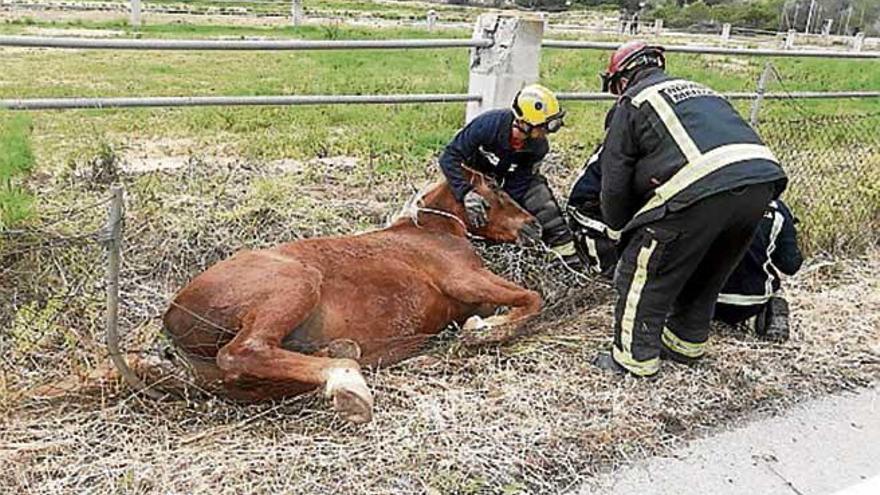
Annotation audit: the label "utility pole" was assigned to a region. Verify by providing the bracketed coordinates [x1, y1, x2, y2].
[844, 5, 853, 35]
[804, 0, 816, 34]
[779, 0, 787, 31]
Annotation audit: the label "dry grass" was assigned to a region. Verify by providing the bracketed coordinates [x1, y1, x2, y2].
[1, 153, 879, 494]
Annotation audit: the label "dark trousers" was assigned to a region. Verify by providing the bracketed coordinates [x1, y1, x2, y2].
[714, 302, 765, 326]
[511, 174, 573, 249]
[611, 183, 775, 375]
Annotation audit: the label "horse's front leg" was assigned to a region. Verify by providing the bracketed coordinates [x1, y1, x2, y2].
[442, 268, 542, 346]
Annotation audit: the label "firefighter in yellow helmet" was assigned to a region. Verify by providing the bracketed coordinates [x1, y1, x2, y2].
[439, 84, 585, 271]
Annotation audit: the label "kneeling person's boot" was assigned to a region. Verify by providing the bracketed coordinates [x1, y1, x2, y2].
[660, 345, 700, 365]
[755, 296, 790, 342]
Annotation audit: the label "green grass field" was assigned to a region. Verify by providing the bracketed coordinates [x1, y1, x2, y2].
[0, 113, 34, 228]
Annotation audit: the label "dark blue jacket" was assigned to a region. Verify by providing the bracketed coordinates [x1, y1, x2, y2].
[439, 109, 549, 203]
[718, 200, 803, 306]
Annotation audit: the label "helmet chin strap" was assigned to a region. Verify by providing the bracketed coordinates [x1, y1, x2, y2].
[510, 122, 528, 148]
[613, 77, 630, 96]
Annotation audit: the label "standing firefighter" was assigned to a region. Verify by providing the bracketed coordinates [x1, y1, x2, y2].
[439, 84, 584, 271]
[591, 41, 788, 376]
[569, 156, 804, 340]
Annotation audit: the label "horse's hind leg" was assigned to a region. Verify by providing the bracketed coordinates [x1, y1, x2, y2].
[216, 278, 374, 424]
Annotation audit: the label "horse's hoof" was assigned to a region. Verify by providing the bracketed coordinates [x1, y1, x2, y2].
[333, 386, 373, 424]
[324, 365, 374, 425]
[463, 315, 488, 332]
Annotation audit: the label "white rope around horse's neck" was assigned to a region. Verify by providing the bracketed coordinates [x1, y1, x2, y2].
[414, 205, 469, 234]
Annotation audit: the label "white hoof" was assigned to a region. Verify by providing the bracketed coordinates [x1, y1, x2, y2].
[463, 315, 488, 331]
[324, 366, 374, 424]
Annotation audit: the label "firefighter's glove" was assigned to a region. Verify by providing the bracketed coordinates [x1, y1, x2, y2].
[463, 190, 490, 229]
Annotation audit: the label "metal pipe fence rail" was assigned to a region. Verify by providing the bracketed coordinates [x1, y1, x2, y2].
[541, 39, 880, 59]
[0, 35, 492, 50]
[4, 35, 880, 58]
[0, 94, 483, 110]
[3, 91, 879, 110]
[557, 91, 880, 101]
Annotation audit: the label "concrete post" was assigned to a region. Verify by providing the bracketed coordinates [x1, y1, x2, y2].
[853, 32, 865, 52]
[129, 0, 141, 27]
[427, 9, 437, 32]
[653, 18, 663, 36]
[721, 23, 731, 41]
[291, 0, 303, 27]
[784, 29, 796, 49]
[466, 15, 543, 123]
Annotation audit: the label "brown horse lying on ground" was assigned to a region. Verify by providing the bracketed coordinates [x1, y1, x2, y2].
[162, 170, 543, 424]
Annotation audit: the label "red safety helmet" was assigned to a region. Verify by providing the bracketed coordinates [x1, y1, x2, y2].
[600, 41, 666, 95]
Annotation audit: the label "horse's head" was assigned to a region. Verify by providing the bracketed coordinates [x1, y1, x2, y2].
[465, 169, 541, 245]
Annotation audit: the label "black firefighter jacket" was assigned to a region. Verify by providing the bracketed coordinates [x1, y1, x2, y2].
[598, 68, 788, 235]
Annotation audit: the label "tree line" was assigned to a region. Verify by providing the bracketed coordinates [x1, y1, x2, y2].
[510, 0, 879, 35]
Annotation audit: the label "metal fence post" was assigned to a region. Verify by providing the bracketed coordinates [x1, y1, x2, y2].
[427, 10, 437, 32]
[466, 14, 543, 123]
[130, 0, 141, 27]
[721, 23, 731, 42]
[104, 185, 161, 399]
[750, 62, 773, 127]
[291, 0, 303, 27]
[653, 18, 663, 36]
[783, 29, 796, 49]
[853, 32, 865, 52]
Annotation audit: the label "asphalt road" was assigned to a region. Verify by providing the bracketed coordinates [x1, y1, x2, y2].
[577, 386, 880, 495]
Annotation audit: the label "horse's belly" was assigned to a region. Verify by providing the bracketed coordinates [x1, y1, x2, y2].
[287, 276, 467, 366]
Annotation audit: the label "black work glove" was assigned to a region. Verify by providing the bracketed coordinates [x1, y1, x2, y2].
[463, 190, 489, 228]
[518, 221, 543, 246]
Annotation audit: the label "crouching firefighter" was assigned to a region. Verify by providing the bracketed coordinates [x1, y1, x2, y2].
[568, 145, 619, 279]
[715, 200, 803, 341]
[589, 41, 788, 377]
[439, 84, 585, 271]
[567, 105, 621, 279]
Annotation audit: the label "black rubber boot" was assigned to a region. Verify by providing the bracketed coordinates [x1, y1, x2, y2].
[659, 345, 700, 365]
[592, 352, 628, 375]
[756, 296, 790, 342]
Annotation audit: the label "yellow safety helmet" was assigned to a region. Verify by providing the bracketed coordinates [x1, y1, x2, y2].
[511, 84, 565, 133]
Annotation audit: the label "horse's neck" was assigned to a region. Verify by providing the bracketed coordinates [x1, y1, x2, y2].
[394, 182, 468, 237]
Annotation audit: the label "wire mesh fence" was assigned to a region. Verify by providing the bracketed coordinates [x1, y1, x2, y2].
[749, 63, 880, 256]
[0, 194, 113, 406]
[758, 111, 880, 255]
